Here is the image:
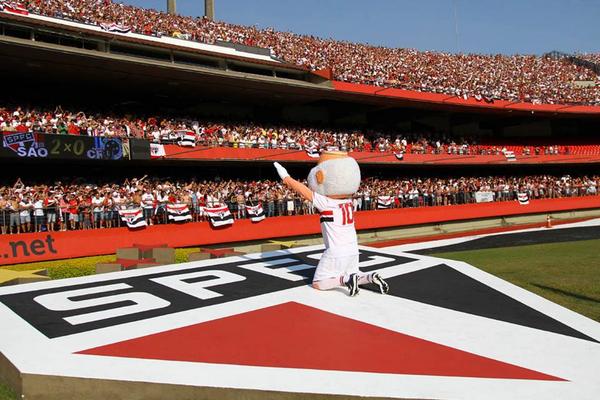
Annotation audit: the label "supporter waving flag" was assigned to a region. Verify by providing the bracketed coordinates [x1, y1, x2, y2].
[377, 196, 393, 209]
[245, 204, 266, 222]
[204, 205, 234, 227]
[167, 203, 192, 222]
[118, 208, 147, 229]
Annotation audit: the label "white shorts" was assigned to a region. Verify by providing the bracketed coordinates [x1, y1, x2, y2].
[313, 254, 359, 282]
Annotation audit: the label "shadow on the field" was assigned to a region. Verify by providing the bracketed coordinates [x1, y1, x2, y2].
[532, 283, 600, 304]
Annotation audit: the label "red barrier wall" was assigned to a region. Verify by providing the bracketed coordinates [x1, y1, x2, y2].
[312, 68, 333, 80]
[332, 81, 600, 115]
[161, 145, 600, 165]
[1, 196, 599, 266]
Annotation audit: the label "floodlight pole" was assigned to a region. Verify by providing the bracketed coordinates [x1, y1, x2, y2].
[167, 0, 176, 15]
[205, 0, 215, 20]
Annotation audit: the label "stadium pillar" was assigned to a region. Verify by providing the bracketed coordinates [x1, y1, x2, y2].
[167, 0, 176, 15]
[205, 0, 215, 20]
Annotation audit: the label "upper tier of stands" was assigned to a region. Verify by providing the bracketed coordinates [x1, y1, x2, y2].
[8, 0, 600, 106]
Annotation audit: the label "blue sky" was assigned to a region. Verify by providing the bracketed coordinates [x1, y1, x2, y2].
[119, 0, 600, 55]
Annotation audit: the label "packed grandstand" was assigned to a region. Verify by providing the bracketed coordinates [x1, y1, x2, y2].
[14, 0, 600, 105]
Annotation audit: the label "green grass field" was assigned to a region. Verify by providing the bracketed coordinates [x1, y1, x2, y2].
[431, 238, 600, 322]
[0, 383, 16, 400]
[2, 247, 204, 280]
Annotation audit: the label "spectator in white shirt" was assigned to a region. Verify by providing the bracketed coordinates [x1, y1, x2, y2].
[141, 189, 155, 225]
[91, 192, 104, 228]
[32, 196, 45, 232]
[19, 197, 32, 233]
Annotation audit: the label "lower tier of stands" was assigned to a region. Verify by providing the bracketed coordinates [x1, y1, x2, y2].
[2, 195, 599, 265]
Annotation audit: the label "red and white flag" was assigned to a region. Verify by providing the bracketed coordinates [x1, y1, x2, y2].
[150, 143, 166, 158]
[178, 131, 196, 147]
[204, 205, 234, 227]
[306, 147, 320, 158]
[118, 208, 147, 229]
[245, 204, 265, 222]
[2, 2, 29, 15]
[167, 204, 192, 222]
[377, 196, 393, 209]
[100, 22, 132, 34]
[517, 192, 530, 205]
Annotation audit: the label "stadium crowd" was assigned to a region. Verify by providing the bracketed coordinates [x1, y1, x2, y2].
[1, 174, 597, 234]
[17, 0, 600, 105]
[579, 53, 600, 65]
[0, 105, 570, 156]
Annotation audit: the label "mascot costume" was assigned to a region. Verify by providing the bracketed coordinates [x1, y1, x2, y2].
[274, 152, 389, 296]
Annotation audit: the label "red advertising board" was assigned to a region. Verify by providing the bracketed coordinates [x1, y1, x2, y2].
[1, 196, 599, 265]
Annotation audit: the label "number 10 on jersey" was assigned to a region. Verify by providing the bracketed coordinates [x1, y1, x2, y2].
[339, 203, 354, 225]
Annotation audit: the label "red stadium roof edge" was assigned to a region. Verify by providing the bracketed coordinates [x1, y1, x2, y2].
[332, 81, 600, 116]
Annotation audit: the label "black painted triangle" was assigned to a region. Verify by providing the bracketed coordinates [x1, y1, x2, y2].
[385, 264, 597, 343]
[413, 226, 600, 254]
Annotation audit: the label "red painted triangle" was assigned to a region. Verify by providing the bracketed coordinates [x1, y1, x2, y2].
[78, 302, 563, 380]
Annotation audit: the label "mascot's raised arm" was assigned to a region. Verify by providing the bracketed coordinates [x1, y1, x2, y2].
[274, 151, 389, 297]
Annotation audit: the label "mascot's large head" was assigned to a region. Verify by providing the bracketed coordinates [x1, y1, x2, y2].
[308, 151, 361, 198]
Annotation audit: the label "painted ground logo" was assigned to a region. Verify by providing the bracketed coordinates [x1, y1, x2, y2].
[0, 248, 408, 337]
[0, 245, 599, 400]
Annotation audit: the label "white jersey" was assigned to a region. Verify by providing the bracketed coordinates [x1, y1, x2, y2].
[312, 192, 358, 258]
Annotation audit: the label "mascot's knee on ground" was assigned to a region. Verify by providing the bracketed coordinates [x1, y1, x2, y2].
[274, 152, 389, 296]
